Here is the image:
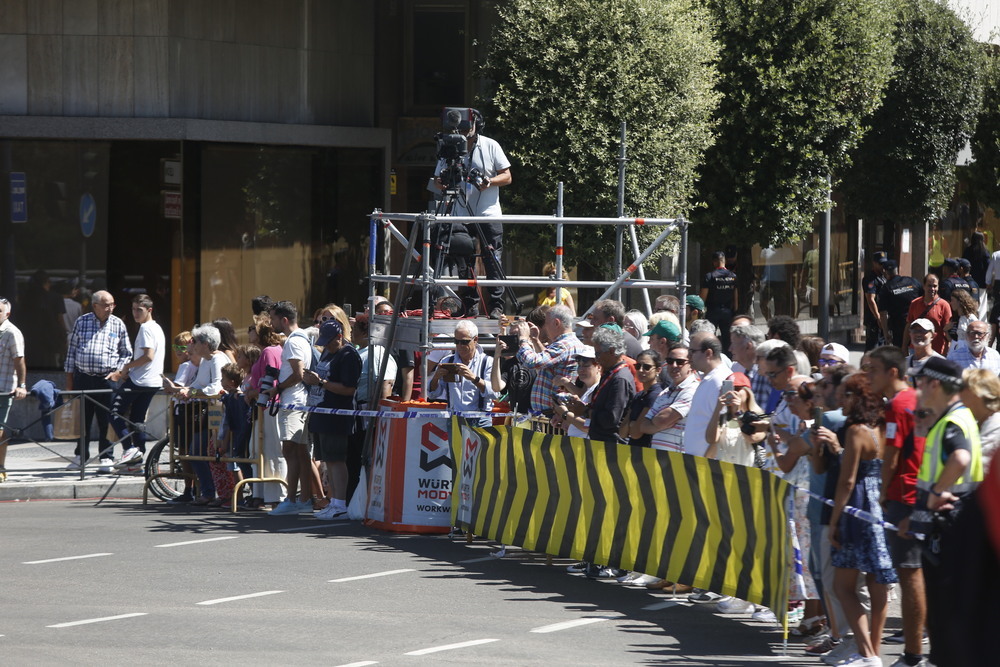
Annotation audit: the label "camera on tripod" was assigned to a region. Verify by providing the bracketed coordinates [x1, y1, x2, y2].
[434, 108, 480, 192]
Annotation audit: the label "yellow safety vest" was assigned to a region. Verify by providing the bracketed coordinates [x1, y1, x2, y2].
[918, 403, 983, 496]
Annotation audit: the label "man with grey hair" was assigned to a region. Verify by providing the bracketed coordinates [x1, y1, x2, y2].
[587, 326, 635, 443]
[428, 320, 496, 427]
[753, 338, 790, 411]
[513, 304, 585, 413]
[64, 289, 132, 471]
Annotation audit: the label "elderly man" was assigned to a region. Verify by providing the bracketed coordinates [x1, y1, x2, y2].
[589, 299, 643, 359]
[947, 320, 1000, 372]
[428, 320, 496, 427]
[64, 290, 132, 471]
[513, 304, 585, 414]
[554, 326, 634, 444]
[729, 324, 769, 407]
[0, 298, 27, 482]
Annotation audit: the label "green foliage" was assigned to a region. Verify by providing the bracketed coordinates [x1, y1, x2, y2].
[481, 0, 720, 273]
[695, 0, 898, 246]
[968, 49, 1000, 212]
[844, 0, 985, 224]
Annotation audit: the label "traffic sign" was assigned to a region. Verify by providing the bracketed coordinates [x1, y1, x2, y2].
[10, 172, 26, 223]
[80, 193, 96, 238]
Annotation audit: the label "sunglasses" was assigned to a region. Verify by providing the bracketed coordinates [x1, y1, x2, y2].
[455, 338, 474, 346]
[817, 358, 841, 367]
[0, 297, 8, 304]
[636, 363, 656, 371]
[664, 358, 688, 366]
[765, 369, 784, 379]
[173, 345, 188, 352]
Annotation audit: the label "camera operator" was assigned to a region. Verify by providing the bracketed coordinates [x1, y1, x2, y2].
[432, 109, 512, 319]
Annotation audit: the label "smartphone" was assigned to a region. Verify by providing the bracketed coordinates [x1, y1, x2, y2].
[343, 303, 352, 317]
[720, 379, 734, 395]
[499, 334, 519, 349]
[813, 406, 823, 424]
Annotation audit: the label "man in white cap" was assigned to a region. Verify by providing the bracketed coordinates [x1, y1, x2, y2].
[906, 319, 943, 377]
[947, 320, 1000, 372]
[818, 342, 850, 369]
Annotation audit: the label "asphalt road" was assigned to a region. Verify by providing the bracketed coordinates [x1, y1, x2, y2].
[2, 500, 905, 666]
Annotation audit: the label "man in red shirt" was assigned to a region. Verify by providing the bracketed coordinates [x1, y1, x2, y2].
[866, 346, 928, 667]
[903, 273, 951, 355]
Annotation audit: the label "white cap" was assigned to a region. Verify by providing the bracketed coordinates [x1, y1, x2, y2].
[910, 318, 935, 332]
[576, 345, 596, 359]
[819, 342, 850, 363]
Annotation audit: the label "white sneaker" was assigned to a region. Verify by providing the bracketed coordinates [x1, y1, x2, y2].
[717, 597, 755, 614]
[314, 503, 348, 520]
[833, 654, 882, 667]
[65, 456, 81, 470]
[627, 573, 661, 587]
[115, 447, 142, 468]
[888, 656, 928, 667]
[750, 607, 777, 625]
[97, 458, 114, 474]
[617, 571, 641, 583]
[823, 637, 857, 665]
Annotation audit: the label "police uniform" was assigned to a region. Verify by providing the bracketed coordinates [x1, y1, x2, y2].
[703, 267, 737, 350]
[878, 274, 923, 347]
[863, 268, 887, 350]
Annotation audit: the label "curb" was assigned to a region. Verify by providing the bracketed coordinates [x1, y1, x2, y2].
[0, 477, 148, 502]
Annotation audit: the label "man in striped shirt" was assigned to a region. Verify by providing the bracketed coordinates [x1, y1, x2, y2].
[636, 343, 697, 453]
[64, 290, 132, 469]
[513, 304, 585, 414]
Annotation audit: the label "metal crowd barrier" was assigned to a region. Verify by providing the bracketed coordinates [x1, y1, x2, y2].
[142, 395, 287, 512]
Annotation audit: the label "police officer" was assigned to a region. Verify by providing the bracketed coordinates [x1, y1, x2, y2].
[878, 260, 923, 348]
[863, 251, 888, 350]
[700, 250, 738, 352]
[937, 258, 970, 302]
[902, 357, 984, 667]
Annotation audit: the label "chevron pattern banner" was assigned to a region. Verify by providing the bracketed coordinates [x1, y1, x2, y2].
[450, 418, 791, 614]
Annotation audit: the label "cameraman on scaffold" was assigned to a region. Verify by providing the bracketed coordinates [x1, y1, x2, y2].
[433, 109, 512, 319]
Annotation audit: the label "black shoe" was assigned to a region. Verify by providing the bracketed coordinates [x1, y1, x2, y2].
[167, 493, 194, 505]
[489, 308, 504, 320]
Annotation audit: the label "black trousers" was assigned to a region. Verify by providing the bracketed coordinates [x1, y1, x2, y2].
[73, 371, 114, 461]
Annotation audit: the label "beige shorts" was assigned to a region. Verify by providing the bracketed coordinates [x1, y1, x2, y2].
[277, 408, 310, 445]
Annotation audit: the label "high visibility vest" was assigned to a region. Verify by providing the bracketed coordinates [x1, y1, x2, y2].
[918, 403, 984, 496]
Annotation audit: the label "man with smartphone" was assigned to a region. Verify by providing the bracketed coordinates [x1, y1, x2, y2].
[684, 331, 731, 457]
[427, 320, 496, 427]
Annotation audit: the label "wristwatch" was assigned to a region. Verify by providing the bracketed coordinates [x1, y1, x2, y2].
[18, 383, 26, 389]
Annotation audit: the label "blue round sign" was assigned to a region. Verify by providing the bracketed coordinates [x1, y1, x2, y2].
[80, 193, 96, 238]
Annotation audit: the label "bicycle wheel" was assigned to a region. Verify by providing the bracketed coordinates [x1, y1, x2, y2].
[144, 436, 184, 501]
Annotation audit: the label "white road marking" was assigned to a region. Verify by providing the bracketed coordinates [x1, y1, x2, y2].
[48, 612, 148, 628]
[642, 600, 680, 611]
[196, 590, 285, 606]
[154, 536, 239, 548]
[404, 638, 499, 655]
[457, 555, 498, 564]
[333, 662, 379, 667]
[530, 617, 612, 633]
[23, 552, 113, 565]
[328, 568, 415, 583]
[276, 523, 345, 532]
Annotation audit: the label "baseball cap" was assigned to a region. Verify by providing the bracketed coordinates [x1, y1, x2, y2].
[819, 342, 850, 363]
[958, 258, 971, 270]
[943, 257, 959, 268]
[883, 259, 898, 272]
[644, 319, 681, 342]
[316, 319, 344, 346]
[907, 356, 963, 385]
[686, 294, 706, 311]
[576, 345, 596, 359]
[729, 372, 751, 389]
[873, 251, 887, 264]
[909, 318, 935, 332]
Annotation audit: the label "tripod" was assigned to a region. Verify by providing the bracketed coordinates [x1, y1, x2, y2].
[430, 184, 521, 316]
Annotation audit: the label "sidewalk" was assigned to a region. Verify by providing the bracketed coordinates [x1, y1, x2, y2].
[0, 440, 149, 501]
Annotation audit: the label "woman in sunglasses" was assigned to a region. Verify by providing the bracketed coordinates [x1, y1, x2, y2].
[621, 349, 662, 447]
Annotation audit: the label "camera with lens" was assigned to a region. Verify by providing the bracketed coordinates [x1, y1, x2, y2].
[467, 167, 488, 189]
[739, 410, 770, 435]
[258, 365, 279, 406]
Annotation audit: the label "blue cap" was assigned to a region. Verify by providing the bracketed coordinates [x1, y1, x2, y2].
[316, 319, 344, 346]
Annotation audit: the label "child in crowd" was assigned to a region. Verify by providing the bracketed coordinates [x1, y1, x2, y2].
[212, 363, 251, 508]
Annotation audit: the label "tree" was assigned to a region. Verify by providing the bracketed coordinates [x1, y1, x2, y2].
[968, 48, 1000, 213]
[481, 0, 720, 274]
[844, 0, 985, 225]
[694, 0, 898, 248]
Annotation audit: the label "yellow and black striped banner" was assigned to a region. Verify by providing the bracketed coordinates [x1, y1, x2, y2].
[450, 418, 791, 614]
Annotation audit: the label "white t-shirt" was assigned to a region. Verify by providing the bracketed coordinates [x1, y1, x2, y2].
[130, 320, 166, 387]
[191, 352, 227, 396]
[279, 329, 312, 405]
[566, 383, 596, 439]
[683, 364, 731, 457]
[434, 135, 511, 217]
[358, 345, 396, 405]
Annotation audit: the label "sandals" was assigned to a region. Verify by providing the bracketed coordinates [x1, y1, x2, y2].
[791, 615, 827, 637]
